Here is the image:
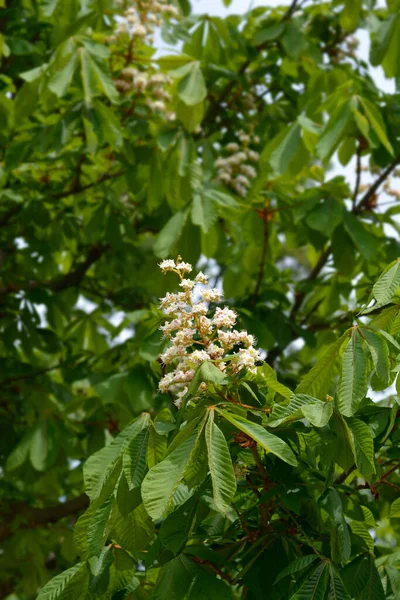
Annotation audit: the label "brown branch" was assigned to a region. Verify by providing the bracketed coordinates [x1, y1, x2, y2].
[335, 464, 356, 485]
[0, 244, 107, 298]
[252, 211, 269, 305]
[289, 244, 332, 321]
[49, 171, 124, 200]
[0, 494, 89, 543]
[282, 0, 300, 20]
[353, 152, 400, 214]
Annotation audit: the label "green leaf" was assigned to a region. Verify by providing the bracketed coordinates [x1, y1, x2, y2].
[328, 563, 351, 600]
[274, 555, 318, 584]
[359, 555, 386, 600]
[111, 503, 154, 556]
[296, 334, 347, 398]
[153, 210, 188, 258]
[338, 330, 368, 417]
[123, 427, 149, 490]
[269, 394, 321, 427]
[360, 328, 390, 384]
[340, 0, 361, 31]
[74, 495, 113, 558]
[142, 421, 205, 519]
[316, 101, 351, 160]
[215, 408, 298, 466]
[372, 260, 400, 303]
[306, 198, 343, 237]
[159, 494, 198, 553]
[48, 52, 79, 97]
[270, 123, 301, 175]
[302, 402, 333, 427]
[176, 100, 204, 132]
[187, 361, 227, 397]
[177, 61, 207, 106]
[343, 212, 379, 261]
[205, 410, 236, 513]
[341, 554, 371, 597]
[79, 46, 119, 104]
[259, 363, 292, 399]
[331, 522, 351, 564]
[254, 23, 286, 45]
[291, 561, 329, 600]
[349, 521, 374, 553]
[359, 97, 393, 154]
[6, 430, 33, 471]
[37, 562, 89, 600]
[84, 414, 150, 501]
[348, 418, 376, 477]
[191, 193, 218, 233]
[390, 498, 400, 519]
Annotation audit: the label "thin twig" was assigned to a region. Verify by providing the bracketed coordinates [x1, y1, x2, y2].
[352, 146, 362, 209]
[354, 152, 400, 214]
[252, 210, 269, 305]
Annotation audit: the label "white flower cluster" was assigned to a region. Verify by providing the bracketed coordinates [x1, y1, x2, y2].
[158, 258, 262, 407]
[115, 68, 176, 120]
[215, 130, 260, 197]
[111, 0, 178, 45]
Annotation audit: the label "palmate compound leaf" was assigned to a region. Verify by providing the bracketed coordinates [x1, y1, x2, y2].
[215, 408, 298, 466]
[290, 560, 329, 600]
[37, 562, 89, 600]
[141, 416, 206, 519]
[205, 410, 236, 513]
[338, 329, 368, 417]
[83, 413, 150, 502]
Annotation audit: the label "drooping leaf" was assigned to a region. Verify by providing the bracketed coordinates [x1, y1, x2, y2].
[205, 410, 236, 513]
[338, 330, 368, 417]
[291, 560, 329, 600]
[215, 408, 298, 466]
[84, 414, 150, 501]
[141, 420, 206, 519]
[372, 260, 400, 304]
[37, 563, 89, 600]
[296, 334, 348, 398]
[348, 417, 376, 477]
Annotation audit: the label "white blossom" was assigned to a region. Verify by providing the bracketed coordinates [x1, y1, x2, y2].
[159, 259, 176, 272]
[176, 261, 192, 273]
[202, 288, 222, 303]
[213, 307, 237, 328]
[240, 164, 257, 178]
[195, 272, 208, 284]
[158, 258, 262, 405]
[180, 278, 195, 290]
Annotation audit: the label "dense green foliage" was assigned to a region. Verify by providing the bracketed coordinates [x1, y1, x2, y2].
[1, 0, 400, 597]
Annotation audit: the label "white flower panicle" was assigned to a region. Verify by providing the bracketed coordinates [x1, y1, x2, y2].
[158, 257, 262, 407]
[214, 130, 260, 197]
[110, 1, 177, 121]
